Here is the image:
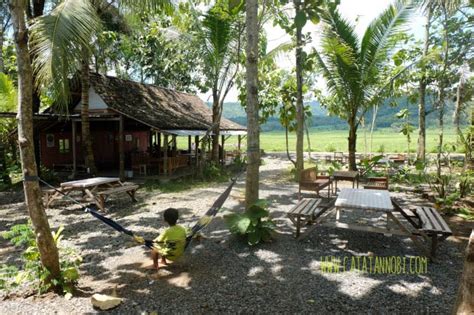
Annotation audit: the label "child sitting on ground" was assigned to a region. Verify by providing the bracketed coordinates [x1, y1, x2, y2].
[151, 208, 187, 270]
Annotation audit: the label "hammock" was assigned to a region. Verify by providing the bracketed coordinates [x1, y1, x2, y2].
[40, 176, 238, 251]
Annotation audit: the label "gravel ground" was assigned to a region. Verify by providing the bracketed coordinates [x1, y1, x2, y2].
[0, 154, 467, 314]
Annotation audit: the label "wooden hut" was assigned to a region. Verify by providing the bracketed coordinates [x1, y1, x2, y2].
[35, 73, 246, 178]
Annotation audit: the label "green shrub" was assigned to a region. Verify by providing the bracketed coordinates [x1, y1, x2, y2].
[325, 144, 336, 152]
[224, 200, 276, 246]
[1, 223, 82, 294]
[457, 207, 474, 221]
[376, 144, 385, 154]
[39, 164, 59, 185]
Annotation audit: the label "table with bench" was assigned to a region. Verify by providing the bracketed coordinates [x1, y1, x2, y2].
[290, 189, 453, 258]
[44, 177, 139, 211]
[332, 171, 359, 192]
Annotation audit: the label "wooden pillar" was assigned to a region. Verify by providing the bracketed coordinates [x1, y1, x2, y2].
[72, 120, 77, 178]
[163, 134, 168, 175]
[221, 135, 225, 164]
[157, 132, 161, 154]
[188, 135, 192, 153]
[238, 135, 242, 153]
[194, 136, 199, 166]
[172, 135, 177, 156]
[119, 115, 124, 180]
[148, 129, 153, 151]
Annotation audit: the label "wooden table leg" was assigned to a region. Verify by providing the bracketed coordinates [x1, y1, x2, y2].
[83, 188, 104, 211]
[298, 207, 336, 241]
[296, 216, 301, 238]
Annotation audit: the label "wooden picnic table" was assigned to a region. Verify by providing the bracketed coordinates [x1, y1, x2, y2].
[45, 177, 138, 211]
[332, 170, 359, 191]
[299, 188, 432, 258]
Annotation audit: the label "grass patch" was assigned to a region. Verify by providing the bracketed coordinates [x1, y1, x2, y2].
[456, 207, 474, 221]
[258, 128, 458, 153]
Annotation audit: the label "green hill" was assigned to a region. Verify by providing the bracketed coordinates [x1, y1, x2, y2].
[212, 98, 467, 132]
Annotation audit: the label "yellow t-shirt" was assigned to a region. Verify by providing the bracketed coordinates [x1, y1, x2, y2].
[154, 225, 187, 261]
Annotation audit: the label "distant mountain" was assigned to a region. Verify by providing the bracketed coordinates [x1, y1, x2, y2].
[208, 98, 466, 132]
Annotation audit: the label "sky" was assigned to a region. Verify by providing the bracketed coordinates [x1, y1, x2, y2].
[199, 0, 425, 103]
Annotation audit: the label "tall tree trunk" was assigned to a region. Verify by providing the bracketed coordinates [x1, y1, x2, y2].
[9, 0, 61, 288]
[436, 5, 449, 178]
[0, 14, 4, 73]
[211, 93, 220, 164]
[285, 126, 296, 167]
[470, 108, 474, 170]
[453, 75, 463, 136]
[81, 57, 97, 175]
[436, 100, 444, 177]
[348, 120, 357, 171]
[305, 121, 311, 160]
[294, 0, 304, 180]
[417, 6, 432, 162]
[245, 0, 259, 209]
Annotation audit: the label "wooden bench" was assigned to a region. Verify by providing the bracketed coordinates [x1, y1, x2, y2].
[299, 168, 333, 199]
[416, 207, 453, 257]
[288, 198, 335, 238]
[363, 177, 389, 190]
[96, 184, 139, 211]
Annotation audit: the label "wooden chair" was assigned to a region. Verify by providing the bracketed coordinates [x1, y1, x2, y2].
[298, 167, 333, 199]
[363, 177, 388, 190]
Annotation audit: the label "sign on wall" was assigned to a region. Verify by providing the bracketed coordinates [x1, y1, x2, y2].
[46, 134, 55, 147]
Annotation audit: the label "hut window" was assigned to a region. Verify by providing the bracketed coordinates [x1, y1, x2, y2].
[125, 134, 132, 142]
[46, 134, 55, 147]
[59, 139, 70, 153]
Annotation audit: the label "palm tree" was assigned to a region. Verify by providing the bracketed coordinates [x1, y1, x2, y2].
[8, 0, 172, 291]
[30, 0, 173, 177]
[245, 0, 259, 208]
[313, 1, 413, 170]
[200, 9, 244, 164]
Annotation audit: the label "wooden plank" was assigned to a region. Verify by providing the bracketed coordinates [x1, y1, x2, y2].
[428, 207, 452, 233]
[99, 185, 138, 195]
[418, 207, 452, 234]
[290, 199, 309, 214]
[320, 221, 409, 237]
[417, 208, 432, 230]
[61, 177, 120, 188]
[424, 207, 443, 232]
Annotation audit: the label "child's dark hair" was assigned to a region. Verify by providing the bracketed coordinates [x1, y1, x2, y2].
[163, 208, 179, 226]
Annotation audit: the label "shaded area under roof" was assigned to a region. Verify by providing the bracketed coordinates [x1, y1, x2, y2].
[163, 129, 247, 136]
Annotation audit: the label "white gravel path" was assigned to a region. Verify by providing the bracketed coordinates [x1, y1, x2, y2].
[0, 154, 465, 314]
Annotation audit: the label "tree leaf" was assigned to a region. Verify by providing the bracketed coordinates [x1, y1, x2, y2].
[224, 214, 251, 235]
[295, 11, 307, 29]
[248, 229, 262, 246]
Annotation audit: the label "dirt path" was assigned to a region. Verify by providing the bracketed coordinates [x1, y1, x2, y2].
[0, 154, 471, 314]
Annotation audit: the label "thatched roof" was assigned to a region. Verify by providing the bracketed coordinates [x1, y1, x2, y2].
[89, 73, 245, 131]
